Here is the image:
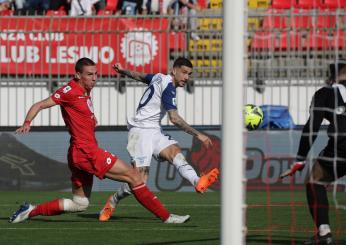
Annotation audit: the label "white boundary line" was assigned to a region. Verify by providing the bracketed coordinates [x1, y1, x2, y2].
[0, 227, 220, 231]
[0, 204, 220, 207]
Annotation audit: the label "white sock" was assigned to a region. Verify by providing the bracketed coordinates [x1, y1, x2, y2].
[172, 153, 200, 186]
[319, 224, 331, 236]
[110, 183, 132, 208]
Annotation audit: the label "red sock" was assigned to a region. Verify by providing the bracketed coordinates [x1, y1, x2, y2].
[131, 183, 170, 221]
[29, 199, 63, 217]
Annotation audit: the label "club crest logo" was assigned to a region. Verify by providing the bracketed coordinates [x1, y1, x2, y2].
[120, 28, 158, 66]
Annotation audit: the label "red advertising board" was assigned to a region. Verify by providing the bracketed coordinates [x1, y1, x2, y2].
[0, 17, 169, 75]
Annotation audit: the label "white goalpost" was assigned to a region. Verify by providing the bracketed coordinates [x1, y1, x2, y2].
[222, 0, 245, 244]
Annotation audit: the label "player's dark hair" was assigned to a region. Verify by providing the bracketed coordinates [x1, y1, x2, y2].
[75, 58, 96, 73]
[173, 57, 193, 69]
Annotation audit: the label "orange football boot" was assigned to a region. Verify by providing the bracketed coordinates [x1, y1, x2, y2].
[195, 168, 220, 193]
[99, 195, 115, 222]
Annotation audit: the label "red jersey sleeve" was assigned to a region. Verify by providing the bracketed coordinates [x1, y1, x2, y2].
[51, 84, 74, 106]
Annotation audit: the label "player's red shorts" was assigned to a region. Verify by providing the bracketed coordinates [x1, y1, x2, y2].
[67, 144, 118, 188]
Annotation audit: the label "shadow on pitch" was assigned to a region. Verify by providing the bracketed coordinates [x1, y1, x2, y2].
[247, 235, 302, 245]
[77, 213, 153, 221]
[76, 213, 199, 227]
[140, 237, 219, 245]
[247, 235, 346, 245]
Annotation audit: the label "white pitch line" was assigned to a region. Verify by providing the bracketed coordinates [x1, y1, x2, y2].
[0, 204, 220, 207]
[0, 227, 220, 232]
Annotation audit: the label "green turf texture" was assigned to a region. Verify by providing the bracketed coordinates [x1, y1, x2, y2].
[0, 191, 345, 244]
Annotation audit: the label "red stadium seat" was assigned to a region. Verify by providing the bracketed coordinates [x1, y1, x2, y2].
[296, 0, 322, 8]
[105, 0, 119, 11]
[271, 0, 295, 9]
[46, 10, 67, 16]
[251, 32, 276, 50]
[278, 31, 302, 50]
[262, 9, 288, 29]
[333, 30, 346, 48]
[290, 9, 312, 29]
[320, 0, 346, 8]
[305, 31, 332, 50]
[316, 9, 336, 28]
[198, 0, 208, 9]
[170, 32, 186, 51]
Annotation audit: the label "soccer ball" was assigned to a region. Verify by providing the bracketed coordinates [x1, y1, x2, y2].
[244, 104, 264, 130]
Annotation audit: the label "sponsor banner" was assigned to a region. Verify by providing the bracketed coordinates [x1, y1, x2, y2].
[0, 133, 70, 191]
[1, 129, 345, 192]
[0, 17, 168, 75]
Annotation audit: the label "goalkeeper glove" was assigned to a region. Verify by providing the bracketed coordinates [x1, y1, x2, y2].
[280, 161, 306, 179]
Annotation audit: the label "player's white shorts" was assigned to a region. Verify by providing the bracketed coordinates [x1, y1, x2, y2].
[126, 127, 178, 167]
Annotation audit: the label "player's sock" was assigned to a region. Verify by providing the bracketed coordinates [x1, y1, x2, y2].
[306, 183, 330, 229]
[172, 153, 200, 186]
[110, 183, 132, 208]
[131, 183, 170, 221]
[319, 224, 331, 236]
[28, 199, 63, 217]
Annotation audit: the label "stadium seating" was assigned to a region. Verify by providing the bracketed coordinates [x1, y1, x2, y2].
[251, 32, 276, 50]
[278, 31, 303, 50]
[248, 17, 261, 30]
[170, 32, 186, 51]
[248, 0, 271, 9]
[198, 0, 208, 9]
[320, 0, 346, 8]
[189, 39, 222, 52]
[333, 30, 346, 48]
[210, 0, 223, 9]
[305, 30, 332, 50]
[190, 59, 222, 77]
[271, 0, 293, 9]
[197, 18, 223, 30]
[295, 0, 323, 8]
[262, 9, 288, 29]
[290, 9, 312, 29]
[315, 9, 336, 28]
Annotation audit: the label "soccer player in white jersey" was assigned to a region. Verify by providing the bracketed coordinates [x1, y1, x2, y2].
[99, 57, 220, 221]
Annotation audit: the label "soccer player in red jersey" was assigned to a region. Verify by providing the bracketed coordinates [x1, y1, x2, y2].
[9, 57, 189, 224]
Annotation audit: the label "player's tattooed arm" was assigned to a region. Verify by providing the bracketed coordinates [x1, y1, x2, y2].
[112, 63, 147, 83]
[168, 110, 200, 137]
[121, 70, 147, 83]
[168, 110, 213, 148]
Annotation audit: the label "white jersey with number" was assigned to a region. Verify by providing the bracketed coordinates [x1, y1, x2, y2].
[127, 73, 177, 129]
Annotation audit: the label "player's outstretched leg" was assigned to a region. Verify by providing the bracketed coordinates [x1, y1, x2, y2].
[171, 152, 220, 193]
[195, 168, 220, 193]
[9, 199, 63, 223]
[9, 202, 35, 223]
[9, 196, 89, 223]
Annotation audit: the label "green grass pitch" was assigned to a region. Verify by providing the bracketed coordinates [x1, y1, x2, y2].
[0, 191, 345, 244]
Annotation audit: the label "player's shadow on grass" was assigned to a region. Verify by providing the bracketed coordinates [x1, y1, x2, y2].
[140, 237, 219, 245]
[77, 213, 199, 227]
[77, 213, 153, 221]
